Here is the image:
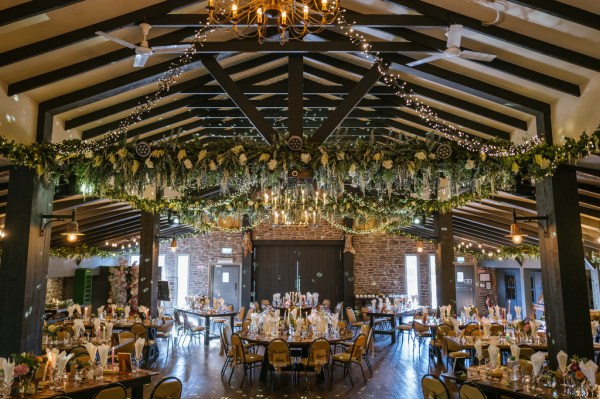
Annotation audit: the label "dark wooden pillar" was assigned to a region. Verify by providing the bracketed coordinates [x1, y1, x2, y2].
[241, 217, 253, 308]
[536, 165, 593, 365]
[0, 166, 53, 355]
[342, 218, 355, 309]
[138, 208, 160, 317]
[433, 212, 456, 312]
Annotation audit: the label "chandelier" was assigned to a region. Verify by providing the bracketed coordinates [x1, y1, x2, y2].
[263, 184, 327, 226]
[206, 0, 341, 43]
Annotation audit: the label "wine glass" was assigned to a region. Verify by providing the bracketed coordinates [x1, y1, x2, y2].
[134, 352, 143, 373]
[0, 376, 11, 399]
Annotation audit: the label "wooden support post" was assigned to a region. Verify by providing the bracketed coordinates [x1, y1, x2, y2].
[536, 165, 593, 365]
[138, 191, 161, 317]
[287, 54, 303, 135]
[0, 166, 53, 355]
[241, 216, 253, 307]
[342, 218, 355, 310]
[433, 212, 456, 312]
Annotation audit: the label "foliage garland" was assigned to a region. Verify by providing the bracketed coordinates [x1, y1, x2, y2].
[457, 245, 541, 263]
[49, 244, 118, 260]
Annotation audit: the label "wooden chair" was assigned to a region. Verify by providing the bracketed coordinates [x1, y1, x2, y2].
[118, 331, 135, 354]
[68, 352, 90, 372]
[220, 324, 235, 378]
[181, 312, 206, 347]
[229, 333, 264, 388]
[267, 339, 292, 386]
[150, 376, 183, 399]
[459, 381, 487, 399]
[299, 338, 331, 388]
[430, 324, 452, 358]
[331, 333, 367, 386]
[340, 324, 370, 352]
[421, 374, 451, 399]
[396, 322, 413, 346]
[91, 382, 127, 399]
[490, 323, 504, 336]
[463, 322, 480, 336]
[68, 345, 88, 355]
[518, 344, 535, 360]
[443, 331, 470, 372]
[130, 322, 156, 365]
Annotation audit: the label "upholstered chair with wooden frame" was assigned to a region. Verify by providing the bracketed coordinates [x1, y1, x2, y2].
[331, 333, 367, 386]
[180, 312, 206, 347]
[443, 330, 470, 371]
[267, 339, 292, 387]
[233, 306, 246, 330]
[229, 333, 264, 388]
[430, 324, 453, 358]
[149, 376, 183, 399]
[463, 322, 480, 336]
[346, 307, 364, 335]
[459, 381, 487, 399]
[412, 319, 432, 354]
[91, 382, 127, 399]
[421, 374, 451, 399]
[212, 304, 234, 332]
[299, 338, 331, 388]
[156, 315, 175, 358]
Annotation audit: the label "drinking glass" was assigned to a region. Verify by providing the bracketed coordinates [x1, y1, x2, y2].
[135, 353, 143, 373]
[0, 376, 11, 399]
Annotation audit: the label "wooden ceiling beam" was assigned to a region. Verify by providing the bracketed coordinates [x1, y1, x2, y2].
[202, 56, 278, 144]
[0, 0, 200, 68]
[146, 13, 446, 28]
[385, 0, 600, 72]
[64, 53, 284, 130]
[306, 53, 528, 130]
[378, 27, 580, 96]
[169, 41, 432, 53]
[503, 0, 599, 31]
[311, 63, 385, 144]
[7, 28, 197, 95]
[0, 0, 84, 28]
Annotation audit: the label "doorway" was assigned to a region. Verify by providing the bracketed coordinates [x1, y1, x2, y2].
[209, 264, 241, 311]
[455, 264, 475, 310]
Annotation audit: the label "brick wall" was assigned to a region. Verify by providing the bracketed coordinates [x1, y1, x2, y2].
[352, 233, 437, 305]
[252, 221, 343, 240]
[46, 277, 65, 302]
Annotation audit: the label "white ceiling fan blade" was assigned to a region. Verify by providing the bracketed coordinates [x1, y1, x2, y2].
[406, 53, 445, 67]
[151, 44, 193, 54]
[95, 31, 137, 50]
[446, 24, 463, 49]
[459, 50, 497, 62]
[133, 53, 150, 67]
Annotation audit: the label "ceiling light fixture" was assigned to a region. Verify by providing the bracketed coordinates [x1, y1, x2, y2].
[416, 241, 423, 253]
[41, 208, 84, 242]
[206, 0, 340, 44]
[506, 209, 547, 244]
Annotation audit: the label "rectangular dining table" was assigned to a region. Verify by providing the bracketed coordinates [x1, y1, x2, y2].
[176, 308, 237, 347]
[18, 370, 159, 399]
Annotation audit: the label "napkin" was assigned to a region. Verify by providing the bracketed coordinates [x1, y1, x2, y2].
[158, 306, 164, 318]
[487, 307, 495, 318]
[68, 305, 75, 318]
[488, 344, 499, 367]
[290, 308, 298, 318]
[494, 305, 500, 319]
[482, 318, 492, 337]
[124, 305, 131, 317]
[134, 338, 145, 360]
[318, 317, 328, 334]
[514, 305, 521, 319]
[97, 344, 110, 367]
[104, 321, 113, 340]
[451, 318, 460, 334]
[530, 319, 540, 334]
[85, 342, 98, 362]
[371, 299, 377, 309]
[110, 304, 117, 314]
[474, 339, 484, 360]
[93, 318, 101, 336]
[510, 344, 520, 360]
[531, 351, 545, 376]
[329, 313, 339, 328]
[73, 319, 84, 339]
[3, 359, 15, 381]
[580, 359, 598, 385]
[75, 304, 81, 317]
[56, 351, 73, 375]
[557, 350, 568, 373]
[98, 305, 105, 315]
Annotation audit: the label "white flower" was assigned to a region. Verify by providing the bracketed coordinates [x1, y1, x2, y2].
[337, 152, 345, 161]
[209, 160, 217, 171]
[301, 153, 312, 164]
[183, 159, 193, 169]
[466, 160, 475, 170]
[84, 151, 93, 159]
[321, 152, 329, 166]
[116, 148, 128, 158]
[267, 159, 278, 171]
[348, 163, 357, 177]
[145, 159, 154, 169]
[480, 152, 487, 161]
[373, 152, 382, 162]
[382, 160, 393, 170]
[259, 153, 271, 162]
[177, 149, 187, 161]
[239, 153, 247, 165]
[230, 145, 244, 155]
[217, 154, 225, 165]
[414, 151, 426, 161]
[198, 149, 207, 161]
[131, 160, 140, 174]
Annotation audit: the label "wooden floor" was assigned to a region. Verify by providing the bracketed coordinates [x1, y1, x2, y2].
[144, 332, 450, 399]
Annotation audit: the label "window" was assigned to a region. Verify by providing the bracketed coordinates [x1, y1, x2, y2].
[530, 275, 536, 303]
[129, 254, 140, 266]
[505, 274, 517, 300]
[405, 255, 419, 299]
[429, 255, 437, 309]
[176, 255, 190, 307]
[158, 255, 166, 280]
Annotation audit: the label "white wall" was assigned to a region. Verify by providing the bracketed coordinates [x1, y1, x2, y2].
[48, 256, 118, 278]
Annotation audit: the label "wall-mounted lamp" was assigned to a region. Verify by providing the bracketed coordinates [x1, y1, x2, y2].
[41, 208, 84, 242]
[157, 235, 178, 252]
[506, 209, 548, 244]
[167, 211, 180, 226]
[416, 240, 423, 253]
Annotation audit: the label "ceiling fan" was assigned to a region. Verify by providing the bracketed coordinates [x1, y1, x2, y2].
[406, 24, 497, 67]
[95, 23, 192, 67]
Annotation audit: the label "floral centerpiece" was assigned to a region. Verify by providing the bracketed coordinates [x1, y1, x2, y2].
[12, 353, 41, 394]
[464, 305, 478, 318]
[567, 356, 587, 386]
[512, 319, 524, 332]
[44, 323, 61, 341]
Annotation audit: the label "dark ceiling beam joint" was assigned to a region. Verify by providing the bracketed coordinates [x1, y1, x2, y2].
[288, 54, 304, 135]
[0, 0, 84, 27]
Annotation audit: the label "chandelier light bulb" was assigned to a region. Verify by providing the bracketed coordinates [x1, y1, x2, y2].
[67, 233, 78, 243]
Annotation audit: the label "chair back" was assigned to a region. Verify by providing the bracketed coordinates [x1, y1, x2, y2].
[490, 323, 504, 335]
[130, 323, 148, 340]
[359, 323, 370, 337]
[230, 333, 247, 363]
[173, 309, 181, 326]
[245, 308, 254, 321]
[68, 352, 91, 371]
[519, 359, 533, 374]
[158, 316, 174, 334]
[421, 312, 429, 323]
[363, 327, 374, 356]
[68, 345, 88, 355]
[338, 320, 347, 331]
[346, 307, 356, 323]
[92, 383, 127, 399]
[223, 324, 233, 347]
[350, 334, 366, 363]
[413, 320, 429, 334]
[268, 339, 291, 368]
[518, 345, 535, 360]
[445, 332, 464, 352]
[459, 382, 486, 399]
[150, 376, 183, 399]
[118, 330, 135, 353]
[463, 323, 480, 336]
[182, 312, 193, 331]
[306, 338, 331, 367]
[421, 374, 451, 399]
[322, 299, 331, 310]
[241, 320, 251, 333]
[361, 307, 369, 322]
[236, 306, 245, 322]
